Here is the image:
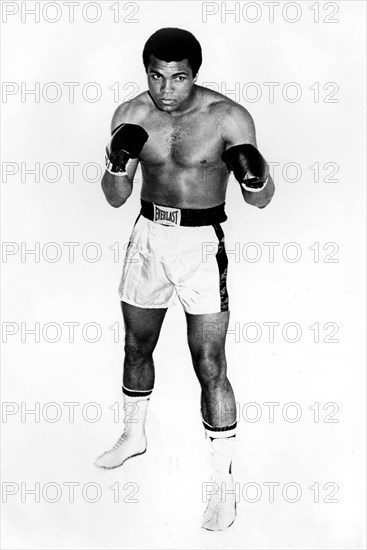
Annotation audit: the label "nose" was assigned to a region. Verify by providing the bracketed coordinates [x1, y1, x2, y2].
[160, 79, 173, 96]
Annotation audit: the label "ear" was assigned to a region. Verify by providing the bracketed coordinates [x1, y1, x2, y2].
[193, 72, 198, 83]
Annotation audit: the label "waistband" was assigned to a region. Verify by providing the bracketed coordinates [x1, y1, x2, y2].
[140, 199, 227, 227]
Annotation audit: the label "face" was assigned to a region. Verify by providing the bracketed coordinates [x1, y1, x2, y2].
[147, 55, 198, 113]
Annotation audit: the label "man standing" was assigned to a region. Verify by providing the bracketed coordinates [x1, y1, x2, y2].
[95, 27, 275, 531]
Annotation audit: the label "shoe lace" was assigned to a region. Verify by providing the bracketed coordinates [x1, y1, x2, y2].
[108, 433, 128, 453]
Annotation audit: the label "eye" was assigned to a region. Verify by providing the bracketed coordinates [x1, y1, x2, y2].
[151, 74, 161, 80]
[175, 76, 186, 81]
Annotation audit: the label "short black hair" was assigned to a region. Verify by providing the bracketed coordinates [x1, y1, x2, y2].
[143, 27, 202, 77]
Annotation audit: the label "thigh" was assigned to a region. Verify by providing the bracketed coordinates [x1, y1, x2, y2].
[186, 310, 230, 363]
[122, 301, 168, 351]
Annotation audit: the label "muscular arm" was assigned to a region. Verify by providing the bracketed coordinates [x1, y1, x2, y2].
[101, 160, 139, 208]
[221, 103, 275, 208]
[101, 102, 141, 208]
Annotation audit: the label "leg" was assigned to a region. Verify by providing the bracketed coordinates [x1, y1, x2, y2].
[185, 310, 236, 427]
[186, 310, 237, 531]
[94, 302, 167, 469]
[122, 301, 168, 391]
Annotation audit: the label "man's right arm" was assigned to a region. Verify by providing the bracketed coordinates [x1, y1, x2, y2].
[101, 102, 148, 208]
[101, 159, 139, 208]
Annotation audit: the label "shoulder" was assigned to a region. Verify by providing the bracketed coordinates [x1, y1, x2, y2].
[111, 92, 151, 133]
[209, 91, 257, 147]
[215, 97, 255, 133]
[196, 86, 256, 144]
[197, 86, 253, 122]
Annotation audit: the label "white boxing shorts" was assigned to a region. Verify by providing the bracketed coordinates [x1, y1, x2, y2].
[118, 201, 229, 315]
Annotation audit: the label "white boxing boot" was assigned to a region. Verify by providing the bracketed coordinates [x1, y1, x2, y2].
[202, 422, 237, 531]
[94, 387, 151, 469]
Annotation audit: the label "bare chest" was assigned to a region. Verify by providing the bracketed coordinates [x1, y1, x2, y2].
[140, 112, 223, 167]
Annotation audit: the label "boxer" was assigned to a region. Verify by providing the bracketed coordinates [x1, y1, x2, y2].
[95, 27, 275, 531]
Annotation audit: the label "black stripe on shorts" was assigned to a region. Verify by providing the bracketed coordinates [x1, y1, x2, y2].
[212, 224, 229, 312]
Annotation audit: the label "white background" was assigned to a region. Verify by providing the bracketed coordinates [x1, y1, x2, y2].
[1, 1, 366, 548]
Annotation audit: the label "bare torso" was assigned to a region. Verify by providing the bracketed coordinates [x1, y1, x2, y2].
[115, 86, 245, 209]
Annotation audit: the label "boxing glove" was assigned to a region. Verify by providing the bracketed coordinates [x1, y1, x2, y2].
[222, 143, 269, 193]
[105, 123, 149, 175]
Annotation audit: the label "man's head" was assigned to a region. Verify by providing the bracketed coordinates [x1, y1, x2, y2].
[143, 27, 202, 78]
[143, 28, 202, 112]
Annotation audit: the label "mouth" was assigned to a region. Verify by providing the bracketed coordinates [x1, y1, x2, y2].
[159, 99, 175, 104]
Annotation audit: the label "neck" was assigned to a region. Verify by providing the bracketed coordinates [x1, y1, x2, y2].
[174, 85, 198, 115]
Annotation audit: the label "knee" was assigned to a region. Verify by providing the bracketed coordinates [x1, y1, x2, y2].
[124, 333, 155, 364]
[193, 351, 227, 387]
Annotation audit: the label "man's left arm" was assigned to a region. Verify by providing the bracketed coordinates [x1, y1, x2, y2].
[221, 103, 275, 208]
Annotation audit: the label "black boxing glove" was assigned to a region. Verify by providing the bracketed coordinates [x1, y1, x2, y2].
[222, 143, 269, 193]
[105, 123, 149, 176]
